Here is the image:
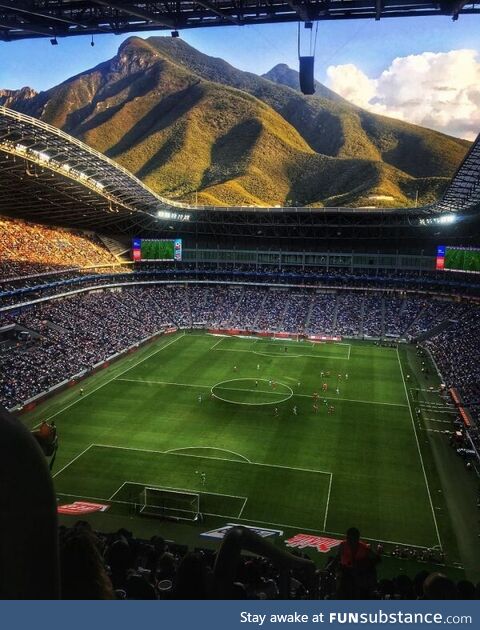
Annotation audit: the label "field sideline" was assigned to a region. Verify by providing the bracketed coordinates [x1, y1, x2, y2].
[21, 330, 472, 558]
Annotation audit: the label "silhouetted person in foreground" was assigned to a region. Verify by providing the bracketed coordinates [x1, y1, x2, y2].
[335, 527, 380, 599]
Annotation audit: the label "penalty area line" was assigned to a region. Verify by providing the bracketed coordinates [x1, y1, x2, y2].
[323, 473, 333, 532]
[91, 442, 333, 476]
[237, 497, 249, 519]
[53, 443, 94, 479]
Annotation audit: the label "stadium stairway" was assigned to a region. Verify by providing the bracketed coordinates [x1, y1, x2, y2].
[45, 320, 69, 335]
[277, 294, 292, 331]
[405, 303, 427, 338]
[414, 318, 458, 343]
[97, 234, 131, 262]
[225, 287, 245, 327]
[359, 295, 367, 337]
[6, 323, 42, 340]
[380, 296, 386, 337]
[191, 288, 208, 326]
[303, 295, 316, 332]
[331, 293, 340, 332]
[252, 291, 269, 329]
[185, 287, 193, 327]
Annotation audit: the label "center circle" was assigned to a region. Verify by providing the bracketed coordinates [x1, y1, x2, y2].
[210, 378, 293, 406]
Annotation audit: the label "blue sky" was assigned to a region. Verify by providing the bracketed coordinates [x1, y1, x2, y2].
[0, 16, 479, 92]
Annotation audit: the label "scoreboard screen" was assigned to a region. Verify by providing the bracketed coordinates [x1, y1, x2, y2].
[132, 238, 182, 261]
[436, 246, 480, 274]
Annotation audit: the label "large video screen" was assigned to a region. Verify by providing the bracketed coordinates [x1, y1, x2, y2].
[132, 238, 182, 261]
[436, 246, 480, 274]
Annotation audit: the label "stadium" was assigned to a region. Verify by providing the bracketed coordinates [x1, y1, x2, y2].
[1, 0, 480, 602]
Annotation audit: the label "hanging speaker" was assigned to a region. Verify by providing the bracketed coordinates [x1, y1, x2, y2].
[299, 56, 315, 95]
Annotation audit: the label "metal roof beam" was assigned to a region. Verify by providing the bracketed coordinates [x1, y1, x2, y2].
[0, 19, 54, 37]
[0, 1, 100, 32]
[285, 1, 311, 21]
[194, 0, 242, 24]
[91, 1, 175, 28]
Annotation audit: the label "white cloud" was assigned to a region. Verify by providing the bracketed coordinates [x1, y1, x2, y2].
[326, 50, 480, 140]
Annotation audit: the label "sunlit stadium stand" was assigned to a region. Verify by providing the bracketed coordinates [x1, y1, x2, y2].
[0, 216, 120, 280]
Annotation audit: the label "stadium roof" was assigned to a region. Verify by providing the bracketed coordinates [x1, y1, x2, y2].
[0, 105, 479, 244]
[436, 132, 480, 214]
[0, 105, 191, 231]
[0, 0, 478, 42]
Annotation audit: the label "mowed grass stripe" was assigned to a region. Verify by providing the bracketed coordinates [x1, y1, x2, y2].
[116, 377, 408, 407]
[35, 332, 442, 549]
[54, 444, 331, 531]
[214, 336, 351, 360]
[396, 347, 442, 549]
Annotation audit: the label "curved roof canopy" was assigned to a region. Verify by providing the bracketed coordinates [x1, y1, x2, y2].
[0, 105, 479, 242]
[436, 134, 480, 213]
[0, 105, 191, 229]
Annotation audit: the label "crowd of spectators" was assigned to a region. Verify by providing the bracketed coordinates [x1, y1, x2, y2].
[282, 292, 312, 334]
[425, 307, 480, 410]
[305, 293, 337, 335]
[0, 216, 118, 280]
[189, 286, 243, 328]
[2, 284, 478, 410]
[229, 289, 265, 329]
[54, 521, 479, 600]
[134, 262, 480, 296]
[362, 295, 384, 337]
[0, 288, 181, 408]
[407, 301, 469, 340]
[335, 293, 363, 336]
[2, 261, 479, 312]
[255, 290, 289, 331]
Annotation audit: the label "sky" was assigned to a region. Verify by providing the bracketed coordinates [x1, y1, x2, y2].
[1, 15, 480, 140]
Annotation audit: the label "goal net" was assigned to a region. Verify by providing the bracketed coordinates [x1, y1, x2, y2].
[138, 486, 200, 521]
[272, 332, 300, 342]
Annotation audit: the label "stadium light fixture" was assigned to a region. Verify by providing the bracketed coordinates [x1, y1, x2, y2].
[157, 210, 191, 222]
[436, 214, 457, 225]
[36, 151, 50, 163]
[419, 213, 458, 226]
[50, 37, 58, 46]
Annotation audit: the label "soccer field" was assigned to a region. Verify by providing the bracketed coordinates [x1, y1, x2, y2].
[25, 330, 460, 553]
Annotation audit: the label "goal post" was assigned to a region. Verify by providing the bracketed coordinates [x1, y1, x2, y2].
[272, 332, 300, 342]
[138, 486, 200, 522]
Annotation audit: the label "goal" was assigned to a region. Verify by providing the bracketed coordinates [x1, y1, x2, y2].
[272, 332, 301, 342]
[138, 486, 200, 522]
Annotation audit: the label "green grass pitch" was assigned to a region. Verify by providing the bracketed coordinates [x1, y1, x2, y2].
[25, 331, 455, 552]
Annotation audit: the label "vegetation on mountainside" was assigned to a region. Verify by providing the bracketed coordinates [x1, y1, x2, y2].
[4, 36, 469, 208]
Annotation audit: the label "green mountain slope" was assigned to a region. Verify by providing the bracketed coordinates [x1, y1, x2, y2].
[5, 36, 470, 208]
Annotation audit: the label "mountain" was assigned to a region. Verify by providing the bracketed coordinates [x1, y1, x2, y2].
[5, 36, 470, 208]
[0, 86, 37, 109]
[262, 63, 345, 103]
